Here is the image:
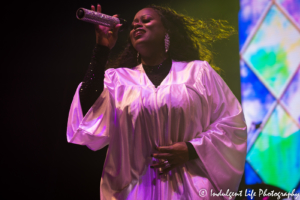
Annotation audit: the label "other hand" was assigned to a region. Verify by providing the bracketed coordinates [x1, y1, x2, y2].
[91, 4, 122, 49]
[150, 142, 190, 175]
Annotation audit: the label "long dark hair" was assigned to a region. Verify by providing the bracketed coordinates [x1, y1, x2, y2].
[107, 5, 235, 72]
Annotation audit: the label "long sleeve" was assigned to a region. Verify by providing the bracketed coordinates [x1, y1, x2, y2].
[80, 44, 110, 115]
[189, 61, 247, 195]
[185, 141, 198, 160]
[67, 64, 117, 151]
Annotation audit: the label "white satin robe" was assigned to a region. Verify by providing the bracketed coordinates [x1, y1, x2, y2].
[67, 60, 247, 200]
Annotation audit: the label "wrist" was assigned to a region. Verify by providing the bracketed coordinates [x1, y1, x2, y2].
[96, 37, 110, 48]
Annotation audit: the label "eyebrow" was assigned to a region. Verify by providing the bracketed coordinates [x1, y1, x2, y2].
[133, 14, 152, 22]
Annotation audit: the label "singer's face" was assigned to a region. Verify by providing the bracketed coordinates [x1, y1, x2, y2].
[130, 8, 166, 53]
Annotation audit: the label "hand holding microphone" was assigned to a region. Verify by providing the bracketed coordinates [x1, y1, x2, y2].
[77, 4, 127, 49]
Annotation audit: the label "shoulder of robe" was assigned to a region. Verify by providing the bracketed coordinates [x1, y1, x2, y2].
[189, 60, 212, 71]
[104, 67, 132, 78]
[189, 60, 218, 78]
[103, 68, 118, 87]
[172, 60, 214, 79]
[105, 67, 140, 75]
[104, 67, 142, 85]
[172, 60, 210, 70]
[104, 68, 117, 77]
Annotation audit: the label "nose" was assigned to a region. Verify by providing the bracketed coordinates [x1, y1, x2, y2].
[132, 22, 142, 30]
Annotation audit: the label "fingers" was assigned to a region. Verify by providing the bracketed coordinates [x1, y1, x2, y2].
[151, 153, 173, 159]
[150, 161, 168, 169]
[111, 14, 122, 36]
[111, 24, 122, 36]
[97, 4, 101, 13]
[160, 164, 176, 175]
[91, 4, 101, 12]
[150, 143, 190, 175]
[157, 146, 173, 153]
[150, 160, 176, 175]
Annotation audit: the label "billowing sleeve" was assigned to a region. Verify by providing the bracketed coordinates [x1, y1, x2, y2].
[67, 69, 116, 151]
[189, 61, 247, 195]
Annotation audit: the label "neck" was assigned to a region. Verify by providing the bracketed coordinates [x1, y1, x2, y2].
[141, 54, 167, 66]
[139, 46, 167, 66]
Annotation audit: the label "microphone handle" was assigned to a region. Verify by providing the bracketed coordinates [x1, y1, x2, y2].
[76, 8, 128, 30]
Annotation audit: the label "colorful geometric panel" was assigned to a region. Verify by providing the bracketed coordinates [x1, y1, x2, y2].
[277, 0, 300, 27]
[240, 60, 276, 148]
[246, 105, 300, 192]
[238, 0, 271, 49]
[246, 189, 255, 200]
[245, 161, 263, 185]
[240, 0, 300, 194]
[242, 5, 300, 98]
[281, 68, 300, 125]
[296, 184, 300, 194]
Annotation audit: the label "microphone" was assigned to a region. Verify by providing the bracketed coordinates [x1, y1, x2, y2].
[76, 8, 128, 31]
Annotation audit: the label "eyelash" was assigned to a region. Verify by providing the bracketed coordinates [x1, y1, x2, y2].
[131, 19, 151, 29]
[143, 19, 150, 23]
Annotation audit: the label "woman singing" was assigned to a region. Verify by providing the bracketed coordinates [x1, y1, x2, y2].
[67, 4, 247, 200]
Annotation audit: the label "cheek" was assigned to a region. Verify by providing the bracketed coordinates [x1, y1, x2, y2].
[147, 24, 165, 39]
[129, 31, 133, 39]
[149, 30, 165, 43]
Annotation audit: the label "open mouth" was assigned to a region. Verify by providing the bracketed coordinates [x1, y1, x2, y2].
[134, 29, 146, 39]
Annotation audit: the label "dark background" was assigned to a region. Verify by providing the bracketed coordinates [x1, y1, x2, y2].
[3, 0, 240, 199]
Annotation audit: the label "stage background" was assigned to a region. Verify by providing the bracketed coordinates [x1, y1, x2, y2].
[239, 0, 300, 197]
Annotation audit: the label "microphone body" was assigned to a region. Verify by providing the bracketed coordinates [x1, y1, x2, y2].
[76, 8, 128, 31]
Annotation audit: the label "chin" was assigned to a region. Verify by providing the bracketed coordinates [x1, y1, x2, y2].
[132, 38, 147, 49]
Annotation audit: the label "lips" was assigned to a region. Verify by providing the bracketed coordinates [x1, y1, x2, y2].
[133, 29, 146, 39]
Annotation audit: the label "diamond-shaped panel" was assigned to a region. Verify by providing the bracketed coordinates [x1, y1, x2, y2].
[245, 161, 263, 185]
[242, 5, 300, 98]
[238, 0, 271, 49]
[281, 68, 300, 125]
[240, 60, 276, 147]
[277, 0, 300, 27]
[296, 184, 300, 195]
[246, 104, 300, 191]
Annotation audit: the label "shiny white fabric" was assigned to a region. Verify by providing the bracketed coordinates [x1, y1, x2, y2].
[67, 60, 247, 200]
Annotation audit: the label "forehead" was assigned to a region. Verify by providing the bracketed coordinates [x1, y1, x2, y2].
[133, 8, 161, 20]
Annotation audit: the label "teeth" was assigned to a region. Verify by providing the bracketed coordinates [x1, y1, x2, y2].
[135, 31, 144, 37]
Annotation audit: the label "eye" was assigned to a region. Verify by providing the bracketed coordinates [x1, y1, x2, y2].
[142, 19, 151, 23]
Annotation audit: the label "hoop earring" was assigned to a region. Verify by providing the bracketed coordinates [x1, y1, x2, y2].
[137, 52, 140, 64]
[165, 33, 170, 53]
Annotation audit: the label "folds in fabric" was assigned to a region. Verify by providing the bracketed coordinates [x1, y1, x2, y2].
[189, 61, 247, 195]
[66, 60, 247, 200]
[67, 69, 116, 151]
